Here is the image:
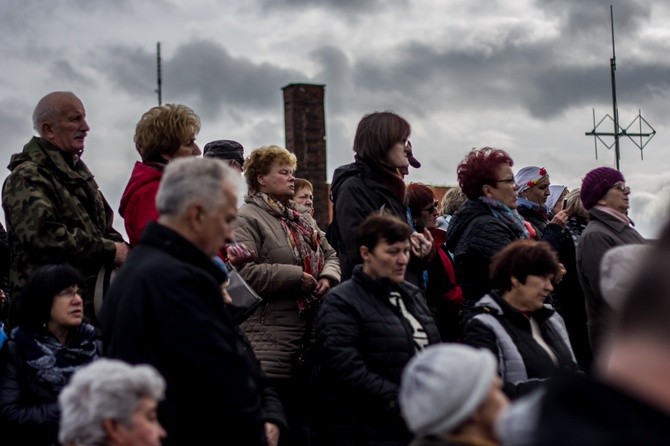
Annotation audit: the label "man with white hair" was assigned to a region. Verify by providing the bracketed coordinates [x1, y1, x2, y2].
[100, 157, 284, 446]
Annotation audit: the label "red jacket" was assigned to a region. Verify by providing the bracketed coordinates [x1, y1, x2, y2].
[119, 161, 163, 246]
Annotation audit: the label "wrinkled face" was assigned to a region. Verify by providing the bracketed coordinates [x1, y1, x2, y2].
[294, 187, 314, 215]
[523, 177, 551, 205]
[44, 96, 90, 154]
[108, 397, 166, 446]
[49, 285, 84, 330]
[361, 239, 410, 284]
[416, 200, 438, 230]
[386, 139, 411, 169]
[600, 181, 631, 214]
[506, 274, 554, 312]
[258, 163, 295, 202]
[199, 179, 238, 257]
[168, 134, 201, 160]
[474, 376, 509, 440]
[487, 164, 519, 209]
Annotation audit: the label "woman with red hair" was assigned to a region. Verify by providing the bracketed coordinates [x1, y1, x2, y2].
[446, 147, 530, 320]
[407, 183, 463, 341]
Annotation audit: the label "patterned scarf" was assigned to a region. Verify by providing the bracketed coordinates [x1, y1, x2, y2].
[10, 323, 100, 397]
[479, 196, 530, 239]
[248, 193, 325, 311]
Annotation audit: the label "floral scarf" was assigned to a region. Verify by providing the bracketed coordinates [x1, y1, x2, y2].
[10, 323, 100, 397]
[248, 193, 325, 311]
[479, 196, 530, 239]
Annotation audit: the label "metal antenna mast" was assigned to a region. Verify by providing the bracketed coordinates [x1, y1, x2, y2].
[585, 5, 656, 171]
[155, 42, 162, 105]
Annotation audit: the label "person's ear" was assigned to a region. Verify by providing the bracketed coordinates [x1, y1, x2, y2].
[102, 419, 125, 443]
[359, 245, 371, 262]
[482, 184, 494, 198]
[257, 173, 266, 187]
[511, 276, 521, 288]
[41, 121, 54, 139]
[187, 204, 204, 228]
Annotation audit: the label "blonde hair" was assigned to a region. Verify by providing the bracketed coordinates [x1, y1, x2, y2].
[243, 145, 297, 194]
[134, 104, 201, 162]
[440, 187, 467, 216]
[564, 188, 588, 219]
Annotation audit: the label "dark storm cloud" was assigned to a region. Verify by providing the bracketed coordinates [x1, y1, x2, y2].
[94, 39, 308, 118]
[309, 11, 670, 123]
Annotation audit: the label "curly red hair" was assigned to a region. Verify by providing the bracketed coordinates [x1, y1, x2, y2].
[457, 147, 514, 200]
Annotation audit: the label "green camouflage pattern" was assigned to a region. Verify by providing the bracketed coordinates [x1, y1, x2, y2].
[2, 137, 124, 298]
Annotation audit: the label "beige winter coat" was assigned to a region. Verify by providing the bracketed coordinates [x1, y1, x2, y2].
[234, 197, 340, 378]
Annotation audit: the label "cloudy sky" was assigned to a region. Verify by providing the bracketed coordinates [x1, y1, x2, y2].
[2, 0, 670, 238]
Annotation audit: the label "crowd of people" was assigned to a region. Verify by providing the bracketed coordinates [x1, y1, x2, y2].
[0, 90, 665, 445]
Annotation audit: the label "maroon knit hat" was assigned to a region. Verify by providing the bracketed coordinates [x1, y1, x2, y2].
[580, 167, 625, 210]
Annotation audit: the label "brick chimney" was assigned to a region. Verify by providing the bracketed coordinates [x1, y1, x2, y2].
[282, 83, 329, 229]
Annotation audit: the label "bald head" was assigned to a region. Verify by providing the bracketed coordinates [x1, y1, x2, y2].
[33, 91, 89, 154]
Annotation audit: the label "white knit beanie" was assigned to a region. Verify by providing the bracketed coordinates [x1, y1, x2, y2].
[399, 344, 498, 437]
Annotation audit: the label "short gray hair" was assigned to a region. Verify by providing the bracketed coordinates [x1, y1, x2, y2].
[156, 157, 233, 217]
[32, 91, 79, 134]
[58, 358, 166, 446]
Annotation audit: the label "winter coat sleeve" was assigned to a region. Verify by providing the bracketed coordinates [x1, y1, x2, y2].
[122, 182, 159, 246]
[234, 211, 304, 296]
[335, 178, 384, 277]
[0, 342, 60, 430]
[541, 223, 564, 252]
[318, 228, 341, 284]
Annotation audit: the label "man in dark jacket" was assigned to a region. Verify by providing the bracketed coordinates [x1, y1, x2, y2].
[2, 91, 129, 323]
[100, 157, 285, 446]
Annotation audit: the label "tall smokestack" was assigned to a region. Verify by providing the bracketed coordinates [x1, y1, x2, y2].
[282, 83, 329, 229]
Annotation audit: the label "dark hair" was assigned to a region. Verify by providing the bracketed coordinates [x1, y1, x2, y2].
[612, 221, 670, 342]
[16, 264, 84, 330]
[406, 183, 436, 221]
[457, 147, 514, 200]
[353, 111, 411, 164]
[355, 214, 411, 251]
[489, 240, 560, 292]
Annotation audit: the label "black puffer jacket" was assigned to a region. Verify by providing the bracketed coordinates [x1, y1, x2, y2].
[313, 265, 441, 446]
[446, 199, 521, 305]
[462, 292, 580, 399]
[328, 161, 409, 280]
[517, 204, 563, 250]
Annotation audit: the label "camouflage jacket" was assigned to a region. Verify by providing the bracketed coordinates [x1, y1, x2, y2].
[2, 137, 124, 297]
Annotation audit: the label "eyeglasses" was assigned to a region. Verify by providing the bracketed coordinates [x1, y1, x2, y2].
[422, 201, 438, 212]
[495, 177, 516, 185]
[56, 287, 82, 299]
[611, 182, 630, 193]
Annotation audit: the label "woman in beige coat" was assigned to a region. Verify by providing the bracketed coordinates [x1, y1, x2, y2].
[235, 145, 340, 446]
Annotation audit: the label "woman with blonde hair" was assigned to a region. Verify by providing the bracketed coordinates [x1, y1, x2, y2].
[235, 145, 340, 446]
[119, 104, 201, 246]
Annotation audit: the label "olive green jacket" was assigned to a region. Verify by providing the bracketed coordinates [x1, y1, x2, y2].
[2, 137, 124, 298]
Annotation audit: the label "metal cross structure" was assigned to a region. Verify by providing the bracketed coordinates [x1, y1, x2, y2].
[585, 5, 656, 171]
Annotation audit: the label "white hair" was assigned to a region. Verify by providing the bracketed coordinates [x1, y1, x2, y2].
[58, 359, 165, 446]
[156, 157, 234, 217]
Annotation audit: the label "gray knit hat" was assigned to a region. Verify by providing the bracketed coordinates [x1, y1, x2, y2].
[400, 344, 498, 437]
